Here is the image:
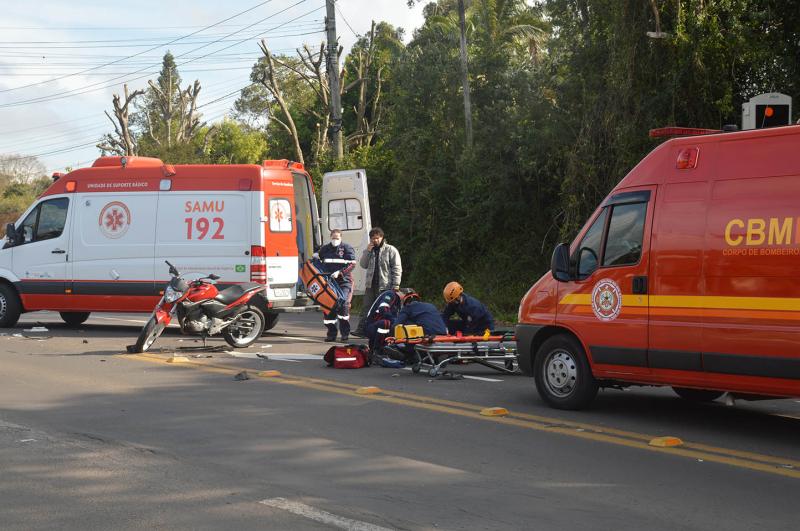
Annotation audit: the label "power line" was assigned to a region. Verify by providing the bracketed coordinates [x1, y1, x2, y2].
[0, 10, 319, 110]
[0, 0, 275, 94]
[335, 2, 359, 38]
[0, 22, 321, 44]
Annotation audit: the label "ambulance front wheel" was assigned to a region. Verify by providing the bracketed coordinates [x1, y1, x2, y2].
[534, 334, 598, 410]
[0, 283, 22, 328]
[60, 312, 90, 327]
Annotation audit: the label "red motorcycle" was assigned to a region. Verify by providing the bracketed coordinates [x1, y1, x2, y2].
[134, 261, 267, 353]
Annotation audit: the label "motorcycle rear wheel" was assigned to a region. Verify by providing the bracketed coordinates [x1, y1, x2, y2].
[134, 316, 165, 353]
[223, 306, 265, 348]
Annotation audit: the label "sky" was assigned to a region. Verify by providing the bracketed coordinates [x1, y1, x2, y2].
[0, 0, 427, 174]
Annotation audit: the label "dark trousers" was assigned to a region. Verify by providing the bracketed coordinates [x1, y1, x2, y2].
[324, 281, 353, 339]
[356, 285, 381, 332]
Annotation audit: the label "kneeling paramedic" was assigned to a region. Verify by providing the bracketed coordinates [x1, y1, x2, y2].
[388, 290, 448, 363]
[317, 229, 356, 342]
[442, 281, 495, 335]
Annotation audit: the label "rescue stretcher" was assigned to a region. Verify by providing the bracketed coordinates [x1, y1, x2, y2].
[384, 331, 517, 378]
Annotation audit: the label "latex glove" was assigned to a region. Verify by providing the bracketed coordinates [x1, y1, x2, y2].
[332, 270, 342, 279]
[312, 252, 319, 260]
[392, 286, 400, 291]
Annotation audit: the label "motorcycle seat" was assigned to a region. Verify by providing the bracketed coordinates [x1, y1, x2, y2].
[214, 283, 263, 305]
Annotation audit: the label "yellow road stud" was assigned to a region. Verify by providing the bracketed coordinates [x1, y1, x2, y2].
[649, 436, 684, 448]
[166, 356, 190, 363]
[258, 370, 282, 377]
[480, 407, 509, 417]
[356, 386, 381, 395]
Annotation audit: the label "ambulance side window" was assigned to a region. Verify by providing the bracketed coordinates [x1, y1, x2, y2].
[16, 197, 69, 245]
[36, 198, 69, 241]
[575, 208, 608, 279]
[269, 198, 292, 233]
[602, 202, 647, 267]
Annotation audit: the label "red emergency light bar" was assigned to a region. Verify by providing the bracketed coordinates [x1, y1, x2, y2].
[649, 127, 721, 138]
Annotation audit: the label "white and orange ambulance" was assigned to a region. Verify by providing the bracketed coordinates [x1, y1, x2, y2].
[0, 156, 372, 328]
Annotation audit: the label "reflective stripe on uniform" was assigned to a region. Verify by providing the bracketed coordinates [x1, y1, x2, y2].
[323, 319, 337, 325]
[323, 258, 356, 264]
[377, 328, 390, 334]
[337, 315, 350, 320]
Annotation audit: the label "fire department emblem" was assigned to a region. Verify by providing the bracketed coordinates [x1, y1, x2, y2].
[591, 278, 622, 321]
[98, 201, 131, 239]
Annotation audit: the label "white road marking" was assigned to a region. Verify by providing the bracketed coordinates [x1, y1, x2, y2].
[226, 351, 321, 362]
[259, 497, 394, 531]
[401, 367, 502, 382]
[93, 316, 150, 324]
[269, 335, 325, 343]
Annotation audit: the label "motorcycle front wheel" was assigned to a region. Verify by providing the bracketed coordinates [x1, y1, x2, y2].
[134, 316, 166, 353]
[223, 306, 265, 348]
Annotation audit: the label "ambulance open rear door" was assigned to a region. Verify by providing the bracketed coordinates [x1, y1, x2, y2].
[321, 169, 371, 295]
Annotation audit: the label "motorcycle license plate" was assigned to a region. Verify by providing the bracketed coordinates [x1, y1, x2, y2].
[272, 288, 290, 298]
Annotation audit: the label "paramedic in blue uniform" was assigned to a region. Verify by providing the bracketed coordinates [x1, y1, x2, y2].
[317, 229, 357, 342]
[388, 290, 448, 362]
[441, 281, 495, 335]
[364, 290, 402, 352]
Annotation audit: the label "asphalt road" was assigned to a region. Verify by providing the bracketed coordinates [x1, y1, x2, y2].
[1, 311, 798, 530]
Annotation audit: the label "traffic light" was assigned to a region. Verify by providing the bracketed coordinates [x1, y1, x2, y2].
[742, 93, 792, 130]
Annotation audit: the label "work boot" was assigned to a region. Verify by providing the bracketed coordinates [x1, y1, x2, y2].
[324, 335, 337, 342]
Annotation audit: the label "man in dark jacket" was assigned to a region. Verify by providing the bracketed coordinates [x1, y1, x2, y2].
[353, 227, 402, 337]
[441, 281, 495, 335]
[317, 229, 356, 342]
[387, 290, 448, 363]
[391, 290, 448, 336]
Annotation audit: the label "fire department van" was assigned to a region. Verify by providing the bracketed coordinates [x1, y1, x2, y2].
[517, 124, 800, 409]
[0, 156, 372, 328]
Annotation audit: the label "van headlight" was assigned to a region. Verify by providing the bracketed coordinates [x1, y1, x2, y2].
[164, 286, 183, 303]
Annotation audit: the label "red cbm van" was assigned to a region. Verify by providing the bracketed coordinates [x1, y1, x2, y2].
[516, 125, 800, 409]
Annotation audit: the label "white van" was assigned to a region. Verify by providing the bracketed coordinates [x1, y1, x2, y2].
[0, 156, 371, 328]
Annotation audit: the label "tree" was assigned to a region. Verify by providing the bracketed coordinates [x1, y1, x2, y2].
[133, 52, 212, 161]
[0, 155, 50, 227]
[255, 40, 307, 165]
[97, 84, 145, 156]
[342, 22, 405, 149]
[0, 154, 47, 184]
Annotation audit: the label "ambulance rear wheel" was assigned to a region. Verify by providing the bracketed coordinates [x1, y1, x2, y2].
[672, 387, 724, 402]
[223, 306, 265, 348]
[534, 335, 598, 410]
[0, 284, 22, 328]
[60, 312, 90, 327]
[263, 311, 280, 332]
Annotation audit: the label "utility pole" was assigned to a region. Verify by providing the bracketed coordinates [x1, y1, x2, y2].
[325, 0, 343, 160]
[457, 0, 473, 150]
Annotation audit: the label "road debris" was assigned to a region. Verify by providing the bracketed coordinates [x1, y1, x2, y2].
[234, 371, 250, 381]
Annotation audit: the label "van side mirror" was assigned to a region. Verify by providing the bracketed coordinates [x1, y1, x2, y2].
[550, 243, 572, 282]
[4, 223, 19, 246]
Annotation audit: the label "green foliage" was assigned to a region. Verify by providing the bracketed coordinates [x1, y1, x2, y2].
[0, 176, 51, 228]
[205, 120, 269, 164]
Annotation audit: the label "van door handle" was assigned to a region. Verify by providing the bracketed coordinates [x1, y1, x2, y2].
[51, 249, 66, 254]
[632, 276, 648, 294]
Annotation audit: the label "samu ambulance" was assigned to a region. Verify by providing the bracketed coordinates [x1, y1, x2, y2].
[0, 156, 371, 328]
[517, 124, 800, 409]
